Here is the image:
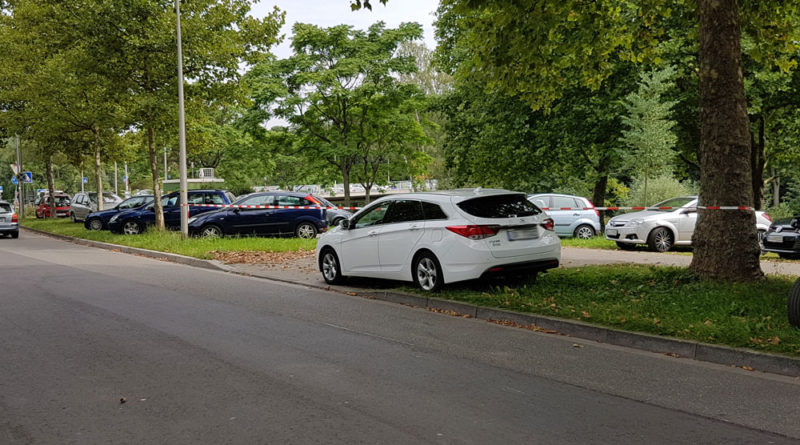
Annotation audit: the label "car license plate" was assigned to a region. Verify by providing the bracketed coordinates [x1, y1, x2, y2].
[606, 229, 618, 236]
[767, 234, 784, 243]
[507, 228, 538, 241]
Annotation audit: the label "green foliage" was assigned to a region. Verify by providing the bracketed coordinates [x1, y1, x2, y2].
[626, 175, 694, 207]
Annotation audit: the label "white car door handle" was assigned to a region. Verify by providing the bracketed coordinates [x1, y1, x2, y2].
[409, 224, 421, 231]
[368, 230, 379, 237]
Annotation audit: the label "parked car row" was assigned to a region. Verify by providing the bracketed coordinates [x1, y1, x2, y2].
[604, 196, 772, 252]
[73, 189, 329, 239]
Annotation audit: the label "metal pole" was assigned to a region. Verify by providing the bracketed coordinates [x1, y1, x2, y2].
[164, 147, 168, 180]
[124, 163, 130, 197]
[80, 169, 85, 193]
[114, 162, 118, 196]
[176, 0, 189, 238]
[15, 135, 24, 218]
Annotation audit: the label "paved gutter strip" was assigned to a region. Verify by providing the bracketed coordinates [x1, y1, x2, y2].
[21, 226, 800, 377]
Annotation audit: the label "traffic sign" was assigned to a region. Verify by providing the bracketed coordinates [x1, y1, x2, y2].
[11, 176, 18, 185]
[82, 177, 88, 184]
[23, 172, 32, 183]
[0, 185, 4, 192]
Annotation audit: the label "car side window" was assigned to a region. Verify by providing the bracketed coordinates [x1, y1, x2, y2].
[276, 195, 303, 206]
[162, 195, 178, 208]
[382, 200, 423, 224]
[552, 196, 577, 209]
[204, 193, 225, 205]
[353, 203, 389, 229]
[421, 201, 448, 220]
[239, 195, 274, 207]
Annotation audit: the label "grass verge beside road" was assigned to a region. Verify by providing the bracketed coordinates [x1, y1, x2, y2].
[422, 265, 799, 357]
[21, 217, 315, 259]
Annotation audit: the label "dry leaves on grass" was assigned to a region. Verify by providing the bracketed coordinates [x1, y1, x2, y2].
[212, 248, 314, 264]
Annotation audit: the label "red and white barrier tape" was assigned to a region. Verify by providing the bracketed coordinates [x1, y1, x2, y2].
[178, 203, 756, 211]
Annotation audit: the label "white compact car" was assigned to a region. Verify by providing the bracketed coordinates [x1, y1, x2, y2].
[605, 196, 772, 252]
[316, 189, 561, 291]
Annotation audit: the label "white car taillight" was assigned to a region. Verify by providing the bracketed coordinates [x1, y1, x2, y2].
[446, 225, 500, 240]
[541, 218, 554, 231]
[11, 213, 18, 223]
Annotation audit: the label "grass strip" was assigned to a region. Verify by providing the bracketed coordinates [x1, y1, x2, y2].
[421, 264, 799, 356]
[22, 217, 316, 259]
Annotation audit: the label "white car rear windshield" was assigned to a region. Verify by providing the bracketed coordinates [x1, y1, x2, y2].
[0, 203, 11, 213]
[457, 194, 541, 218]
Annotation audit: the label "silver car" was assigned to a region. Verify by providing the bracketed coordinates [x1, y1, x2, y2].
[528, 193, 601, 239]
[69, 192, 123, 222]
[605, 196, 772, 252]
[0, 201, 19, 238]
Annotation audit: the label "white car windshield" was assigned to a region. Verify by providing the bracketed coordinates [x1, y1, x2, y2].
[652, 197, 696, 211]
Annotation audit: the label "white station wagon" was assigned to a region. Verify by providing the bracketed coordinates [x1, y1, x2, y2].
[316, 189, 561, 291]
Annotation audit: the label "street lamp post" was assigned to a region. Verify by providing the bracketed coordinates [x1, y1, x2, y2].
[176, 0, 189, 238]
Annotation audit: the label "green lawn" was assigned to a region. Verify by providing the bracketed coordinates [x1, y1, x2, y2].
[420, 264, 800, 356]
[21, 217, 316, 259]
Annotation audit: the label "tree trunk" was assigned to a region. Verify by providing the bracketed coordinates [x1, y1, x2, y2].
[690, 0, 763, 281]
[341, 162, 352, 207]
[772, 168, 779, 207]
[148, 126, 165, 230]
[93, 126, 104, 211]
[592, 174, 608, 231]
[750, 115, 765, 211]
[46, 156, 56, 219]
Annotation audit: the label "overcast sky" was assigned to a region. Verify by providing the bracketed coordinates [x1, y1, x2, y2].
[250, 0, 439, 58]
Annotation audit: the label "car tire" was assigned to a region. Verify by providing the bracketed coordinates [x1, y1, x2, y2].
[320, 248, 344, 285]
[758, 229, 767, 255]
[70, 212, 76, 223]
[332, 217, 344, 227]
[295, 222, 317, 239]
[10, 231, 19, 239]
[616, 241, 636, 251]
[87, 218, 103, 231]
[200, 224, 224, 238]
[413, 251, 443, 292]
[573, 224, 595, 239]
[648, 227, 674, 252]
[789, 279, 800, 327]
[35, 210, 42, 219]
[122, 220, 144, 235]
[778, 253, 800, 260]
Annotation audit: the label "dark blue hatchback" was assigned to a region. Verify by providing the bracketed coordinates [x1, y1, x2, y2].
[109, 189, 235, 234]
[84, 195, 154, 230]
[188, 191, 327, 239]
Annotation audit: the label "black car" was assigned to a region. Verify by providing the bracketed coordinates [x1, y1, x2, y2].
[762, 216, 800, 259]
[108, 189, 235, 234]
[188, 191, 327, 239]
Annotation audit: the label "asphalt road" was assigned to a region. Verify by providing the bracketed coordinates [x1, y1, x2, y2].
[1, 232, 799, 444]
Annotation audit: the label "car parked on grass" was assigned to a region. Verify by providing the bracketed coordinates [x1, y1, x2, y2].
[528, 193, 601, 239]
[83, 195, 154, 230]
[605, 196, 772, 252]
[0, 200, 19, 238]
[35, 193, 71, 218]
[69, 192, 123, 222]
[108, 189, 235, 235]
[189, 191, 328, 239]
[316, 189, 561, 292]
[762, 216, 800, 259]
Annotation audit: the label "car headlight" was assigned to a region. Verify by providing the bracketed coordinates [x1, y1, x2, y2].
[109, 214, 120, 223]
[630, 218, 645, 226]
[188, 216, 197, 224]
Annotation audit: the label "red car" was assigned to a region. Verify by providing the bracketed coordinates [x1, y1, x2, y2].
[35, 193, 72, 218]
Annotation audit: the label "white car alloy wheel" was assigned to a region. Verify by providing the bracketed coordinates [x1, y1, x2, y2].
[201, 225, 223, 238]
[649, 227, 673, 252]
[296, 222, 317, 239]
[415, 255, 441, 292]
[122, 221, 142, 235]
[321, 250, 342, 284]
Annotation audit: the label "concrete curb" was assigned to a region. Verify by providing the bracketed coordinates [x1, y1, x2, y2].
[23, 226, 800, 378]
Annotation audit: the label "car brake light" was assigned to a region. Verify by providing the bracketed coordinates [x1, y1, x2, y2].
[446, 225, 500, 240]
[763, 212, 772, 222]
[306, 195, 321, 205]
[541, 218, 554, 231]
[11, 213, 18, 223]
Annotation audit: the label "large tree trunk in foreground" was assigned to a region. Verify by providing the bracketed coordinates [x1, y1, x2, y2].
[690, 0, 763, 281]
[148, 126, 165, 230]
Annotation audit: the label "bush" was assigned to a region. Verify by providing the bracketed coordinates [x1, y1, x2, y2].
[625, 175, 695, 206]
